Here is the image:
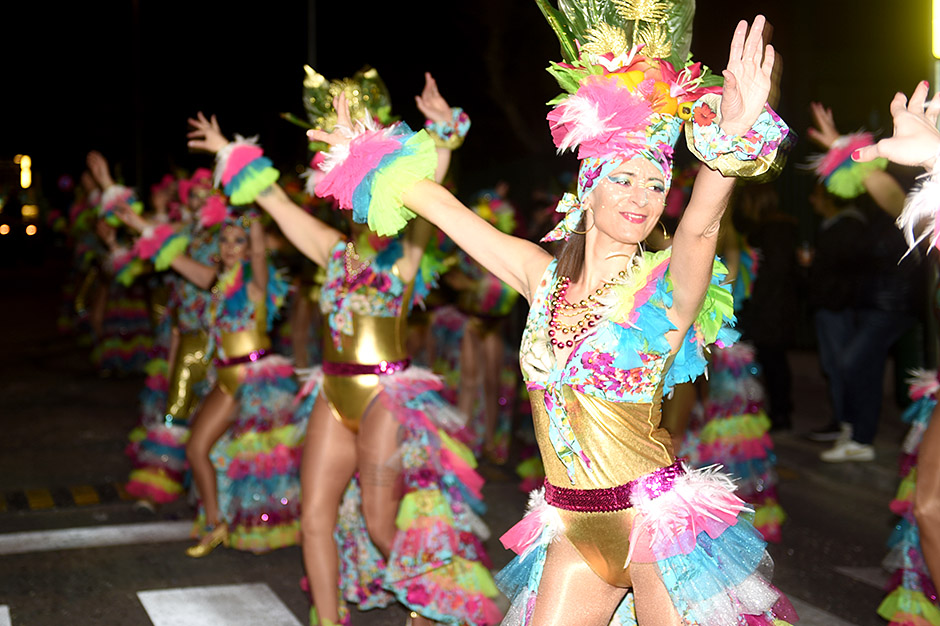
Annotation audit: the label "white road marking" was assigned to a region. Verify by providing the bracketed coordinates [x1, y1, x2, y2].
[138, 583, 302, 626]
[833, 565, 890, 590]
[0, 606, 10, 626]
[0, 521, 191, 556]
[789, 596, 860, 626]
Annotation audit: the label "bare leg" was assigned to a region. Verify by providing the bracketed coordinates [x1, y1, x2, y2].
[300, 396, 358, 623]
[914, 400, 940, 583]
[531, 537, 681, 626]
[185, 385, 238, 526]
[531, 537, 627, 626]
[357, 397, 403, 558]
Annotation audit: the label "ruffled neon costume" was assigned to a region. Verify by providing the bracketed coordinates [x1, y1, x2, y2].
[310, 0, 796, 621]
[125, 177, 223, 504]
[878, 370, 940, 626]
[680, 237, 787, 542]
[193, 252, 305, 553]
[296, 237, 501, 625]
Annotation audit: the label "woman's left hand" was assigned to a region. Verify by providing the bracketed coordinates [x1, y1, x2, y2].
[719, 15, 775, 136]
[307, 93, 355, 147]
[415, 72, 452, 124]
[187, 112, 230, 154]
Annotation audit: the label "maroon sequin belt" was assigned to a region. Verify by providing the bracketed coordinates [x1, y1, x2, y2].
[322, 358, 411, 377]
[215, 348, 269, 368]
[543, 461, 686, 513]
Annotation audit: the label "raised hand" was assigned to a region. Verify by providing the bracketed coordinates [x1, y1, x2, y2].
[187, 112, 229, 154]
[86, 151, 115, 189]
[415, 72, 452, 124]
[307, 92, 355, 147]
[854, 82, 940, 170]
[720, 15, 775, 135]
[808, 102, 840, 150]
[113, 201, 149, 233]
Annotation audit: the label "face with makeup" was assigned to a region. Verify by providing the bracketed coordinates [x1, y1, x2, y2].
[219, 224, 250, 270]
[583, 155, 668, 245]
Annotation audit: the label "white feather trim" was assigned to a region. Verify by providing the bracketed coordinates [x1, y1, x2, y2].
[316, 117, 378, 175]
[897, 165, 940, 254]
[301, 167, 321, 197]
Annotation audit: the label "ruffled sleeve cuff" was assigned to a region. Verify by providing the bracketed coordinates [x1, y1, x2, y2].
[100, 185, 143, 226]
[663, 258, 739, 392]
[685, 93, 794, 181]
[214, 135, 280, 205]
[135, 223, 191, 271]
[424, 107, 471, 150]
[315, 121, 437, 237]
[110, 246, 146, 286]
[807, 131, 887, 199]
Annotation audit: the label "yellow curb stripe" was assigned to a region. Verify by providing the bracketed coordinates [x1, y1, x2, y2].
[25, 489, 55, 510]
[69, 485, 100, 506]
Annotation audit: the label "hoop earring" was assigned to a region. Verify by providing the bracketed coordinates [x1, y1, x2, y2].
[659, 221, 669, 239]
[569, 207, 595, 236]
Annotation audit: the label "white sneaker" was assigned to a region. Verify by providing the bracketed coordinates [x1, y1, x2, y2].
[820, 439, 875, 463]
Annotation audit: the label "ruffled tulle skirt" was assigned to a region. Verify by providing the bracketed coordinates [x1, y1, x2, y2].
[92, 283, 153, 374]
[194, 355, 306, 552]
[681, 342, 785, 542]
[300, 365, 503, 625]
[496, 466, 797, 626]
[878, 371, 940, 626]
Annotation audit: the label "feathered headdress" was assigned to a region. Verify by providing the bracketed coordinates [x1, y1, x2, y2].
[536, 0, 723, 241]
[281, 65, 397, 133]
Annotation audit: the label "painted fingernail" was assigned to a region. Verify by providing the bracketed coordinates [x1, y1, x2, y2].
[851, 149, 862, 160]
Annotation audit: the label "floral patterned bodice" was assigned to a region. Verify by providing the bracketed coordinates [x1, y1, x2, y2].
[320, 238, 423, 350]
[519, 250, 737, 481]
[208, 259, 287, 360]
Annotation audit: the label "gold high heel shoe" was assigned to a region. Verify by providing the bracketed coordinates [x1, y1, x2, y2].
[185, 522, 229, 558]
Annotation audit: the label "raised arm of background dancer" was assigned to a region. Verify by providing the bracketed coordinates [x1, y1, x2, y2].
[112, 203, 217, 289]
[86, 151, 115, 190]
[854, 83, 940, 171]
[914, 402, 940, 584]
[809, 101, 906, 217]
[415, 72, 454, 183]
[310, 98, 551, 301]
[669, 16, 773, 330]
[186, 112, 343, 268]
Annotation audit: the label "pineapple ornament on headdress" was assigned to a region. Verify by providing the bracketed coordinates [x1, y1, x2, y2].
[536, 0, 794, 243]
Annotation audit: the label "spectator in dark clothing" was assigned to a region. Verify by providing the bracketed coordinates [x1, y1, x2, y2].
[736, 184, 800, 431]
[802, 185, 869, 448]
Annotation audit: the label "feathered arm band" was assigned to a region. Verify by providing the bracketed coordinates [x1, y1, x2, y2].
[213, 135, 280, 205]
[424, 107, 471, 150]
[110, 246, 146, 286]
[685, 93, 794, 181]
[314, 121, 437, 237]
[896, 156, 940, 253]
[100, 185, 143, 226]
[806, 131, 888, 199]
[135, 224, 191, 271]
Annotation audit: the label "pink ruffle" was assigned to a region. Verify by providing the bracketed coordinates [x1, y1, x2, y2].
[315, 128, 402, 209]
[815, 132, 875, 177]
[135, 224, 177, 260]
[221, 144, 264, 186]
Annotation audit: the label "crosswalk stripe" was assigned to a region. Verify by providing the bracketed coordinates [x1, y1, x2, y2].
[788, 596, 859, 626]
[24, 488, 54, 510]
[68, 485, 100, 506]
[137, 583, 302, 626]
[0, 605, 10, 626]
[0, 521, 192, 556]
[833, 565, 889, 590]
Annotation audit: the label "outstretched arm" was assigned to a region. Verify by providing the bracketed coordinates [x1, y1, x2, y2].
[668, 16, 774, 331]
[415, 72, 454, 184]
[809, 101, 906, 217]
[187, 112, 343, 267]
[854, 82, 940, 171]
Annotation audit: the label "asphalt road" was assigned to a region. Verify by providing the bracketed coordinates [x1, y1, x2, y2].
[0, 260, 912, 626]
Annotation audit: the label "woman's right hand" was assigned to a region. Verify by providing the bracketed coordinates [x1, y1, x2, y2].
[854, 82, 940, 170]
[113, 201, 149, 233]
[807, 102, 839, 150]
[86, 151, 115, 189]
[187, 112, 230, 154]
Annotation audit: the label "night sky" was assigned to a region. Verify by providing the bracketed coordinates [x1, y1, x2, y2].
[0, 0, 934, 213]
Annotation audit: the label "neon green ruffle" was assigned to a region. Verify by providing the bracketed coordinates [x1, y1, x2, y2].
[827, 157, 887, 199]
[366, 130, 437, 237]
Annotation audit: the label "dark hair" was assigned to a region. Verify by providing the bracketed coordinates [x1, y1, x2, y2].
[554, 213, 586, 282]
